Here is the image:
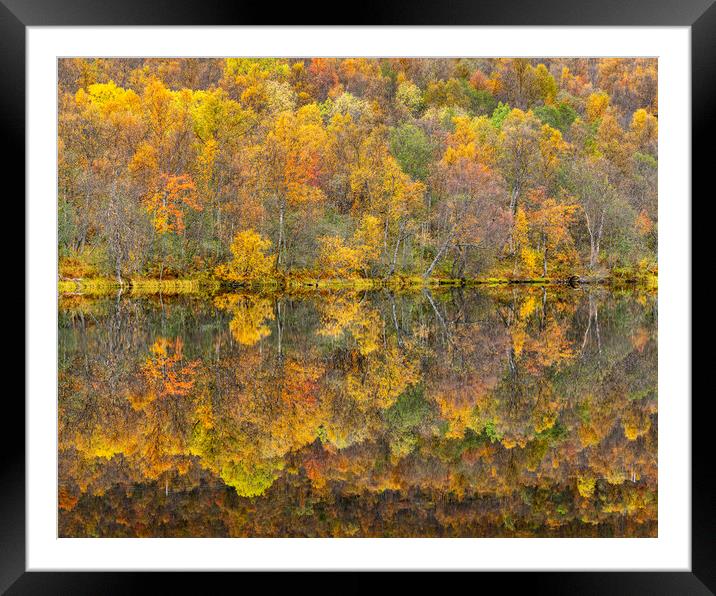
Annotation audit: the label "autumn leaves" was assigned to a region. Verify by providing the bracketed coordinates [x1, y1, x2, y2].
[58, 287, 658, 536]
[58, 58, 657, 286]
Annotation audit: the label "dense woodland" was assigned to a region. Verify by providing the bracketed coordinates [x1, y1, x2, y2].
[58, 57, 658, 283]
[58, 287, 657, 537]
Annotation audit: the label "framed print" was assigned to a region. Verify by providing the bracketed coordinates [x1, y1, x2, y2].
[10, 0, 711, 592]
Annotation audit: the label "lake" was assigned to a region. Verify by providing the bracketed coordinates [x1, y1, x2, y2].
[58, 285, 657, 537]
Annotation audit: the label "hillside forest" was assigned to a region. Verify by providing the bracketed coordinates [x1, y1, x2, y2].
[58, 57, 657, 287]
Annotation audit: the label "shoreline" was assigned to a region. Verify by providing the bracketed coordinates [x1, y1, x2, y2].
[58, 272, 657, 296]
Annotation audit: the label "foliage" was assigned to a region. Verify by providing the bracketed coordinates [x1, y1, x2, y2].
[58, 58, 657, 282]
[58, 286, 658, 537]
[214, 230, 276, 282]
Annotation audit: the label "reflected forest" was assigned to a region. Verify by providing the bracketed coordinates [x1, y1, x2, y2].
[58, 57, 657, 538]
[59, 287, 657, 537]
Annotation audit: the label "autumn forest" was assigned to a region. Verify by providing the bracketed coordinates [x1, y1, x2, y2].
[58, 58, 657, 538]
[58, 57, 657, 286]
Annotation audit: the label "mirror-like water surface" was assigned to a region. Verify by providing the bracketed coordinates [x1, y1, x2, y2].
[58, 286, 657, 537]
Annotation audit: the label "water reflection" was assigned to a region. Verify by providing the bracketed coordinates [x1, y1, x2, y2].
[58, 286, 657, 537]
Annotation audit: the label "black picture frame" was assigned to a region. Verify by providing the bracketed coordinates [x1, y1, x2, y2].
[7, 1, 709, 593]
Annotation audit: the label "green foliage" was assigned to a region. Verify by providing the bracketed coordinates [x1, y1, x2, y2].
[395, 80, 424, 115]
[389, 123, 435, 181]
[385, 385, 431, 431]
[490, 102, 512, 129]
[470, 88, 498, 116]
[534, 102, 577, 133]
[483, 420, 503, 443]
[220, 460, 283, 498]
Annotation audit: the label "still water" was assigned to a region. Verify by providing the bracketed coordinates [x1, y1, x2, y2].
[58, 286, 657, 537]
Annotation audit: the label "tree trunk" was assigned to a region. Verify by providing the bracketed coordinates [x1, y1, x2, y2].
[277, 200, 285, 268]
[388, 221, 405, 276]
[509, 184, 520, 216]
[389, 236, 401, 276]
[424, 226, 456, 278]
[159, 233, 165, 282]
[585, 207, 605, 270]
[508, 185, 520, 254]
[115, 255, 123, 285]
[457, 245, 466, 278]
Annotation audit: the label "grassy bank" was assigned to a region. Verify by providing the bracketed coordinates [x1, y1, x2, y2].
[58, 277, 221, 296]
[58, 270, 658, 296]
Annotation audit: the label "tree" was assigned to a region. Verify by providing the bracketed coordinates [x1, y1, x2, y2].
[349, 128, 426, 275]
[395, 79, 424, 116]
[143, 174, 202, 280]
[570, 157, 618, 270]
[255, 104, 328, 268]
[316, 215, 382, 278]
[629, 108, 658, 157]
[527, 189, 578, 277]
[316, 236, 366, 278]
[498, 108, 541, 219]
[214, 229, 275, 282]
[143, 174, 200, 234]
[389, 123, 434, 182]
[536, 124, 569, 192]
[427, 123, 506, 277]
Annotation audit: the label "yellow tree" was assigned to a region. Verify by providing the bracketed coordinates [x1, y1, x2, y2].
[348, 127, 425, 274]
[191, 88, 258, 253]
[527, 189, 579, 277]
[499, 108, 541, 218]
[214, 229, 276, 282]
[316, 214, 382, 278]
[255, 104, 328, 268]
[629, 108, 658, 156]
[71, 81, 145, 280]
[537, 124, 569, 192]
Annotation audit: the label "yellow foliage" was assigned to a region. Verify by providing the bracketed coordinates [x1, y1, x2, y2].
[577, 474, 597, 498]
[214, 293, 274, 346]
[353, 215, 382, 261]
[578, 424, 601, 448]
[622, 409, 651, 441]
[513, 207, 530, 249]
[128, 141, 159, 176]
[317, 236, 366, 278]
[629, 108, 658, 151]
[585, 91, 610, 122]
[520, 247, 540, 276]
[538, 124, 569, 183]
[196, 138, 218, 193]
[215, 229, 276, 281]
[346, 346, 419, 409]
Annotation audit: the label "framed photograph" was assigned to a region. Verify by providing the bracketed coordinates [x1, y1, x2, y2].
[11, 0, 709, 592]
